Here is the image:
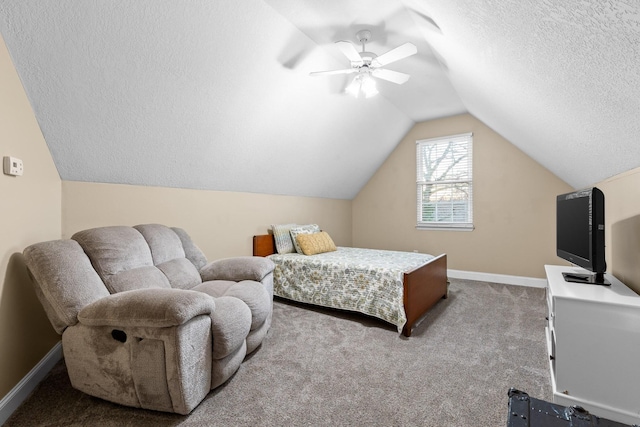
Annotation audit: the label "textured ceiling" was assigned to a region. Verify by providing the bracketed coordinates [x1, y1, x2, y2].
[411, 0, 640, 191]
[0, 1, 639, 199]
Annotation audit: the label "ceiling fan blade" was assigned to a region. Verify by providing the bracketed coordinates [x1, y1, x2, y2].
[372, 42, 417, 67]
[310, 68, 356, 77]
[372, 68, 411, 85]
[335, 41, 364, 66]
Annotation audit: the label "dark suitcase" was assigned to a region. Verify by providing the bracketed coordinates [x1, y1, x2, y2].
[507, 388, 639, 427]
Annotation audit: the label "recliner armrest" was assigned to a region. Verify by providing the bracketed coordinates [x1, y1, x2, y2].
[78, 288, 215, 328]
[200, 256, 275, 282]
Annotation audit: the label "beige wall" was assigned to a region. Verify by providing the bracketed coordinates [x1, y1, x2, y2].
[353, 113, 572, 279]
[597, 167, 640, 295]
[62, 181, 352, 260]
[0, 34, 61, 399]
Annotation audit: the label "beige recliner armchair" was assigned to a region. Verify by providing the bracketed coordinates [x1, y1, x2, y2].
[23, 224, 274, 415]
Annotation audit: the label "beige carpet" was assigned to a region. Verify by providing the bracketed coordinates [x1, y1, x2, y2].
[5, 279, 551, 426]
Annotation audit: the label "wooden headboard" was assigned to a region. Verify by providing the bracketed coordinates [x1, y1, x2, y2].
[253, 234, 276, 257]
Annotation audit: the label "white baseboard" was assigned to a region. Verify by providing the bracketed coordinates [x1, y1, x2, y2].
[448, 269, 547, 288]
[0, 341, 63, 425]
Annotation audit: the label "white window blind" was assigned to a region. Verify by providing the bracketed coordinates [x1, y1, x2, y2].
[416, 133, 473, 230]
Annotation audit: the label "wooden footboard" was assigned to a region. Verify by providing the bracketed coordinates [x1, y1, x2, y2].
[252, 234, 448, 337]
[402, 253, 448, 337]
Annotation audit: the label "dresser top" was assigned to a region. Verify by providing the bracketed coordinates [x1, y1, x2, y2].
[545, 265, 640, 306]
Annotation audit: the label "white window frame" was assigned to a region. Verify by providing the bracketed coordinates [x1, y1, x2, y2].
[416, 132, 474, 231]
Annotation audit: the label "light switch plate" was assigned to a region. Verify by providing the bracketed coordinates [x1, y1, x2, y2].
[3, 156, 24, 176]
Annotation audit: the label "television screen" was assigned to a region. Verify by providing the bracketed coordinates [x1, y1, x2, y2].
[556, 196, 590, 262]
[556, 187, 608, 286]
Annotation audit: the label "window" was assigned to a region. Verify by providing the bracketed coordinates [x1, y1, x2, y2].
[416, 133, 473, 230]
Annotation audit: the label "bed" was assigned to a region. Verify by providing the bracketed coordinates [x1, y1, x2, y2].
[253, 233, 448, 337]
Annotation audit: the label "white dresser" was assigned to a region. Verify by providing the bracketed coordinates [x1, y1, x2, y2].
[545, 265, 640, 425]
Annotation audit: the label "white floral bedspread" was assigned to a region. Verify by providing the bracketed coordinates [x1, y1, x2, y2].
[269, 247, 435, 332]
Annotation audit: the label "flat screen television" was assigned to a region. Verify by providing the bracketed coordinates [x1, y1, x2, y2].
[556, 187, 609, 286]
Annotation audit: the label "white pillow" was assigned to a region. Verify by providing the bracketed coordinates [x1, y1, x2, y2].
[289, 224, 321, 254]
[271, 223, 297, 254]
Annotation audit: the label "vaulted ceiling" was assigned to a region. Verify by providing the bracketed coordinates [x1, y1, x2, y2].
[1, 1, 638, 199]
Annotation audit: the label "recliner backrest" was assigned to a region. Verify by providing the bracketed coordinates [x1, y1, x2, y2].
[73, 226, 172, 293]
[134, 224, 202, 290]
[73, 224, 203, 293]
[171, 227, 208, 271]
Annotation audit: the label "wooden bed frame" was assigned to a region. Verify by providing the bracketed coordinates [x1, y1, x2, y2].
[253, 234, 448, 337]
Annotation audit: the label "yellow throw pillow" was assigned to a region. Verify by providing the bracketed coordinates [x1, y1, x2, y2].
[295, 231, 337, 255]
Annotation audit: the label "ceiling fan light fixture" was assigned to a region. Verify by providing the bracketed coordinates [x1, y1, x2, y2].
[361, 74, 378, 98]
[345, 75, 362, 97]
[346, 73, 378, 98]
[312, 30, 415, 98]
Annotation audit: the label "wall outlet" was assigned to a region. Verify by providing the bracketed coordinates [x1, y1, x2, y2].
[3, 156, 24, 176]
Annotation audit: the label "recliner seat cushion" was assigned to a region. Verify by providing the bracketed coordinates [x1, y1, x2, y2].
[156, 258, 201, 290]
[195, 280, 270, 329]
[105, 266, 172, 293]
[200, 257, 275, 282]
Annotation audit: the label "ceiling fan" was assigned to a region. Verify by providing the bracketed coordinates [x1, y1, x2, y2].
[310, 29, 417, 98]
